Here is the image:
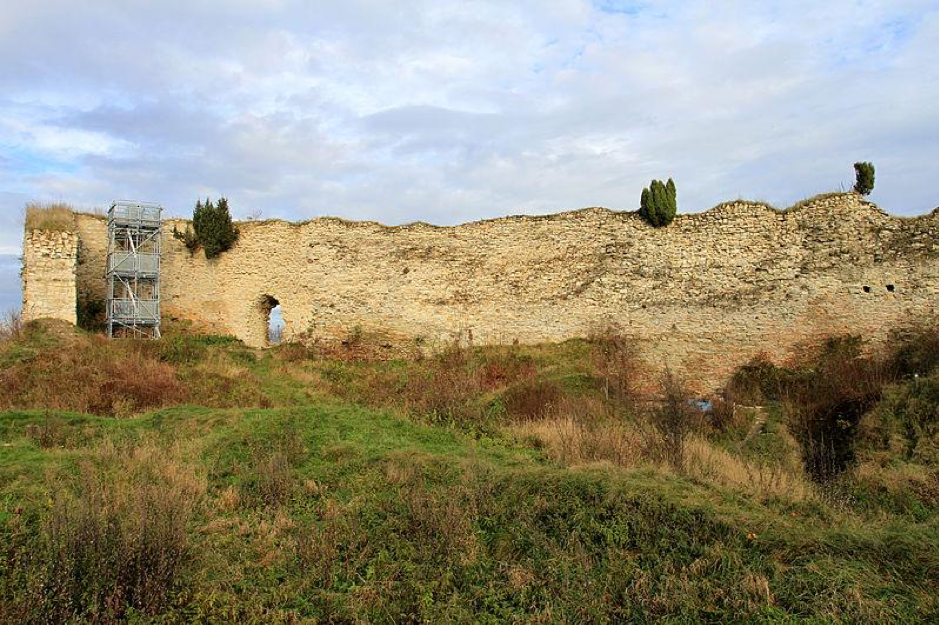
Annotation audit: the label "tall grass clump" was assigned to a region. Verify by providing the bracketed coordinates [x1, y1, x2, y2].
[24, 203, 75, 232]
[0, 439, 205, 621]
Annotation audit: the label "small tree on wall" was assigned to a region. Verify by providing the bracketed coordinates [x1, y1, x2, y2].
[639, 178, 678, 227]
[173, 197, 240, 259]
[854, 162, 875, 196]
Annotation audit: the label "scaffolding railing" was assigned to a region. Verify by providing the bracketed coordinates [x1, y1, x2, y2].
[106, 201, 162, 339]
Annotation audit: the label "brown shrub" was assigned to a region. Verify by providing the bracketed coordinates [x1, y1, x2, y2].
[502, 379, 564, 420]
[785, 337, 890, 482]
[643, 370, 704, 472]
[0, 337, 187, 416]
[296, 499, 370, 589]
[588, 325, 644, 406]
[708, 396, 748, 434]
[238, 417, 305, 508]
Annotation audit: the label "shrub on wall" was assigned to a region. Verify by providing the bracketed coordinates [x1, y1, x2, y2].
[854, 162, 875, 196]
[639, 178, 677, 227]
[173, 197, 240, 259]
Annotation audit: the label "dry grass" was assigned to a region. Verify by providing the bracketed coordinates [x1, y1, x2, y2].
[0, 328, 271, 416]
[508, 396, 645, 468]
[0, 336, 187, 416]
[24, 203, 75, 232]
[684, 437, 815, 501]
[3, 438, 206, 621]
[507, 390, 813, 502]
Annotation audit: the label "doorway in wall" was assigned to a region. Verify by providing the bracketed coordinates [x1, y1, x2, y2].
[261, 295, 284, 345]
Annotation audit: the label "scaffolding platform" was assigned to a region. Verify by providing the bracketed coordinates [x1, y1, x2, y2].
[106, 201, 162, 339]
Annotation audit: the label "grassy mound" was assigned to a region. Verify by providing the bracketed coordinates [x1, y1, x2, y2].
[1, 321, 938, 621]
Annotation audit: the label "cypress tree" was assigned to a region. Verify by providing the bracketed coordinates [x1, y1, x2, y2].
[638, 178, 679, 227]
[640, 187, 652, 224]
[653, 180, 668, 226]
[853, 162, 875, 195]
[176, 196, 240, 258]
[665, 178, 677, 223]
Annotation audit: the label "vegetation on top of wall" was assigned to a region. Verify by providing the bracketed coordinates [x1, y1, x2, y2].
[854, 161, 876, 196]
[173, 197, 240, 259]
[23, 203, 75, 233]
[639, 178, 677, 226]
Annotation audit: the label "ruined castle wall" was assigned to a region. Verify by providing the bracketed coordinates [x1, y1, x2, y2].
[21, 229, 79, 325]
[63, 192, 939, 389]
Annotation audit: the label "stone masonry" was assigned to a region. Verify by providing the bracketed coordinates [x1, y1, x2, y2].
[22, 192, 939, 389]
[21, 229, 79, 325]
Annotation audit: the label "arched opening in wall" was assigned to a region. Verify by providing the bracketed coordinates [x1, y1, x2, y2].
[260, 295, 283, 345]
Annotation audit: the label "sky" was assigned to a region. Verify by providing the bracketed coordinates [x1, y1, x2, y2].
[2, 1, 938, 311]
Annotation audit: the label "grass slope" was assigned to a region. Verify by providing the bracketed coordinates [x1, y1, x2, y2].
[0, 322, 937, 621]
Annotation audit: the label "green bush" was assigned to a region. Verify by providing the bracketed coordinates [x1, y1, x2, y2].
[860, 377, 939, 465]
[639, 178, 677, 227]
[854, 161, 875, 195]
[173, 197, 239, 259]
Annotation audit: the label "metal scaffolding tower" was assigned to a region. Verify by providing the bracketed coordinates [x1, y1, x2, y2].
[106, 201, 162, 339]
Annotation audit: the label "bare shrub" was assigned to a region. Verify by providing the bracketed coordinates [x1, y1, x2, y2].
[0, 309, 23, 341]
[23, 413, 89, 449]
[5, 439, 205, 621]
[296, 499, 370, 589]
[644, 370, 703, 472]
[885, 323, 939, 379]
[24, 203, 76, 232]
[708, 396, 748, 434]
[785, 337, 889, 482]
[589, 325, 643, 406]
[401, 484, 481, 563]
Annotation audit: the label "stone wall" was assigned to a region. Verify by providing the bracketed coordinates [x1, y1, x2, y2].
[21, 229, 79, 325]
[37, 192, 939, 389]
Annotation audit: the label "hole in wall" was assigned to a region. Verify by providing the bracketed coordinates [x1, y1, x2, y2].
[259, 294, 283, 345]
[886, 284, 895, 292]
[862, 285, 871, 293]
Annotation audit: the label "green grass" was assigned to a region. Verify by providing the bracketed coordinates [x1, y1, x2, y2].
[2, 324, 939, 621]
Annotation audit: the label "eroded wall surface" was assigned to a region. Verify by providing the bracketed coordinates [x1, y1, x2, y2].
[21, 230, 78, 325]
[42, 192, 939, 388]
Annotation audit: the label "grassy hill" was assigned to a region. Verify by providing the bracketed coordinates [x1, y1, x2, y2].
[1, 320, 938, 622]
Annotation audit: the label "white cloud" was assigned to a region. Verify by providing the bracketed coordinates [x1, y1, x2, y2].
[0, 0, 935, 258]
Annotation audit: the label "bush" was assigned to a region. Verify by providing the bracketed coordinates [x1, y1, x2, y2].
[639, 178, 677, 227]
[1, 440, 205, 621]
[785, 338, 889, 483]
[886, 324, 939, 379]
[854, 161, 875, 195]
[589, 327, 643, 406]
[173, 197, 239, 259]
[647, 371, 701, 472]
[859, 377, 939, 466]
